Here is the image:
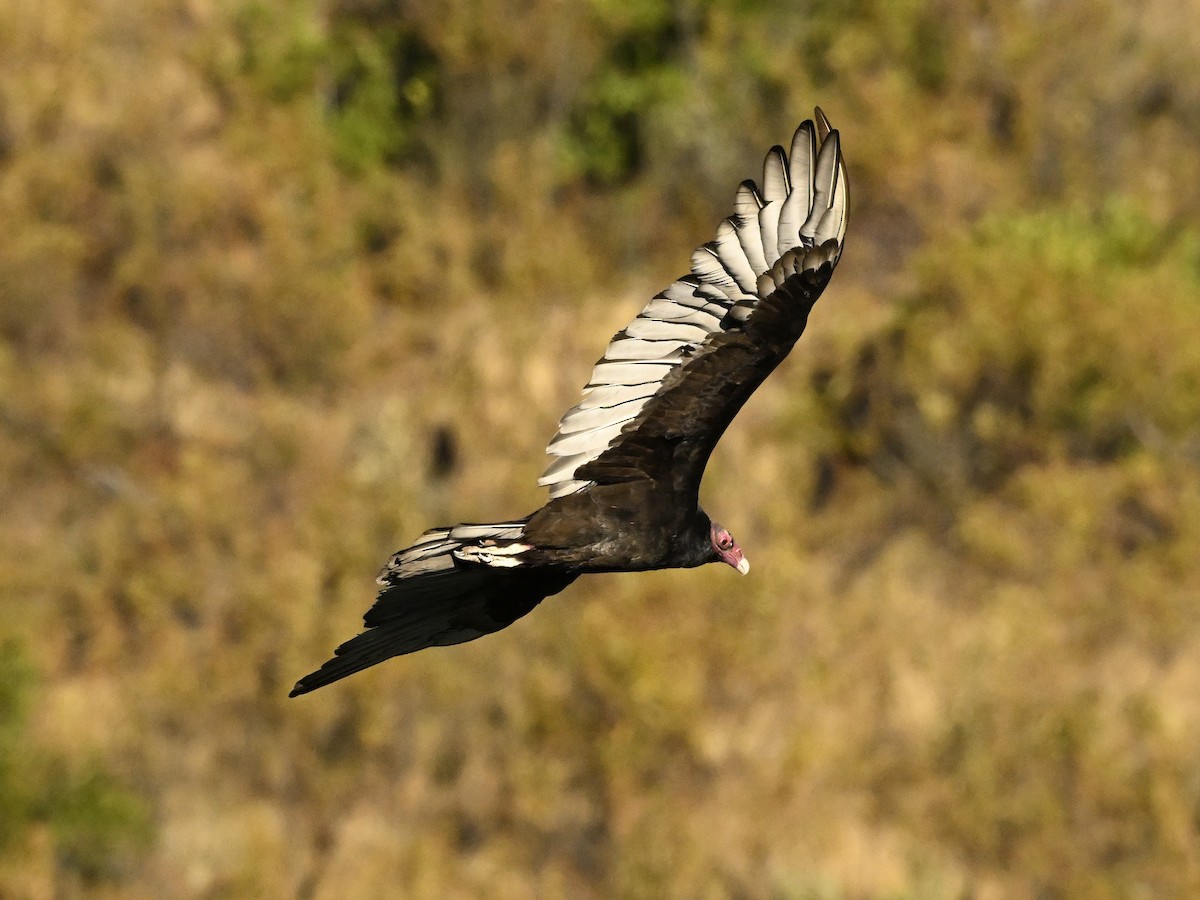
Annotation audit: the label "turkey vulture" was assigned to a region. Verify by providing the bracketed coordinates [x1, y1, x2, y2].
[290, 110, 848, 696]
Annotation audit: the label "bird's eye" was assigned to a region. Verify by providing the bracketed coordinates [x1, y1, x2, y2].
[718, 534, 732, 549]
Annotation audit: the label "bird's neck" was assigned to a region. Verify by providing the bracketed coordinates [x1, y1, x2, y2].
[673, 510, 714, 568]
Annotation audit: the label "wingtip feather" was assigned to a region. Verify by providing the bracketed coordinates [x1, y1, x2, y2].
[814, 106, 832, 142]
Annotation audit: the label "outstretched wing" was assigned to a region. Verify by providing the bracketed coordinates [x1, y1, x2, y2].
[539, 109, 848, 502]
[289, 523, 576, 695]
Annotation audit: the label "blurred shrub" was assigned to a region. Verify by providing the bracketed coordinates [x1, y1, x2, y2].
[230, 0, 440, 172]
[0, 642, 34, 850]
[559, 0, 690, 186]
[325, 23, 440, 172]
[812, 201, 1200, 503]
[801, 0, 959, 93]
[0, 642, 151, 885]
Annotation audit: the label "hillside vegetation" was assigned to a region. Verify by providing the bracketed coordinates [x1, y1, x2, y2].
[2, 0, 1199, 896]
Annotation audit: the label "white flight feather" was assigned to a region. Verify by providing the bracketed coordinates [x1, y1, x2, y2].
[539, 115, 848, 499]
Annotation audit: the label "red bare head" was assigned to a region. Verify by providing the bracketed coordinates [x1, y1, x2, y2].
[710, 521, 749, 575]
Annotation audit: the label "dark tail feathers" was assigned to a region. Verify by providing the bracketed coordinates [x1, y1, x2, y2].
[289, 525, 576, 696]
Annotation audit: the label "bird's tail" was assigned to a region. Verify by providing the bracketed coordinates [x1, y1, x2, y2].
[289, 522, 576, 696]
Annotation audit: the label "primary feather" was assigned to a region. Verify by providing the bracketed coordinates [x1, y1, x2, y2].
[540, 114, 847, 500]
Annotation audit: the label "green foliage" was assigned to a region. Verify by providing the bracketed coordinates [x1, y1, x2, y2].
[324, 24, 440, 172]
[39, 763, 153, 883]
[0, 643, 151, 884]
[230, 0, 328, 102]
[801, 0, 958, 91]
[812, 201, 1200, 503]
[561, 0, 690, 185]
[0, 643, 35, 850]
[224, 0, 443, 171]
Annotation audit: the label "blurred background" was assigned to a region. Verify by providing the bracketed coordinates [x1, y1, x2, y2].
[2, 0, 1199, 896]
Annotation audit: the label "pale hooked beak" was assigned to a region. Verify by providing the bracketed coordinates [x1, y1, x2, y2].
[735, 556, 750, 576]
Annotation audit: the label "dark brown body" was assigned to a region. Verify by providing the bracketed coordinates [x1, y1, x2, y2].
[525, 272, 824, 571]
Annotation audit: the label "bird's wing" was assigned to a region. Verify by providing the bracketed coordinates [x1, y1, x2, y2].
[289, 523, 576, 695]
[539, 109, 848, 502]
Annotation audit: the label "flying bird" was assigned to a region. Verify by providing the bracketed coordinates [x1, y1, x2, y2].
[290, 109, 848, 696]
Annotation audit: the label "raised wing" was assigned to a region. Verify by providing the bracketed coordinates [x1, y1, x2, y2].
[539, 109, 848, 501]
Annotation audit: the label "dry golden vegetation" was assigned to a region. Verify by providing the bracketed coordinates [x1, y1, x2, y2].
[2, 0, 1200, 896]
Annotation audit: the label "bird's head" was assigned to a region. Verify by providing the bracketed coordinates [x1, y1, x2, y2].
[710, 521, 750, 575]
